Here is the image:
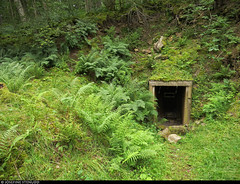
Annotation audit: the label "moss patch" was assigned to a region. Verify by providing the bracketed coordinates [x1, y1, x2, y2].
[228, 92, 240, 118]
[150, 60, 193, 81]
[0, 82, 16, 103]
[150, 38, 200, 81]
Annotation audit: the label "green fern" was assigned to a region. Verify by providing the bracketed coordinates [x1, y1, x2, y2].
[74, 49, 99, 74]
[41, 81, 95, 111]
[122, 130, 162, 166]
[139, 149, 158, 159]
[75, 49, 131, 83]
[102, 36, 131, 59]
[74, 37, 132, 84]
[213, 64, 236, 80]
[122, 151, 140, 165]
[0, 125, 18, 160]
[69, 82, 95, 107]
[77, 109, 95, 128]
[72, 83, 161, 167]
[203, 79, 236, 120]
[0, 125, 30, 159]
[120, 129, 161, 166]
[98, 81, 157, 122]
[98, 83, 130, 109]
[0, 61, 40, 92]
[0, 124, 30, 171]
[75, 94, 110, 133]
[97, 112, 120, 134]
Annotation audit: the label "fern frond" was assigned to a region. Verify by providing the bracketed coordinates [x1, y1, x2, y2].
[0, 124, 30, 173]
[103, 36, 131, 59]
[0, 61, 36, 92]
[70, 77, 81, 88]
[70, 82, 94, 107]
[77, 109, 95, 130]
[97, 112, 119, 134]
[122, 151, 140, 165]
[139, 149, 158, 159]
[0, 125, 18, 159]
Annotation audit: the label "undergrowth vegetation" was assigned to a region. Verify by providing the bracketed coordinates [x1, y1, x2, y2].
[75, 36, 132, 84]
[0, 0, 239, 181]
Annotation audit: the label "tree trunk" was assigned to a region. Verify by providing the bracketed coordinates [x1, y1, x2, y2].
[9, 0, 15, 20]
[33, 0, 37, 18]
[85, 0, 92, 12]
[14, 0, 26, 21]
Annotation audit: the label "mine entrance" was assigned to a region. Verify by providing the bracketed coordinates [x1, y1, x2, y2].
[156, 86, 185, 126]
[149, 81, 193, 126]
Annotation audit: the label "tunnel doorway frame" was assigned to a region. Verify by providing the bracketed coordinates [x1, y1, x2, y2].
[149, 80, 193, 126]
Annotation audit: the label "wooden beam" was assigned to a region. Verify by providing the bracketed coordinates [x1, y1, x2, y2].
[149, 80, 192, 87]
[183, 87, 188, 125]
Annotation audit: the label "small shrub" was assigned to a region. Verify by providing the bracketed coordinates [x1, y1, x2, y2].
[65, 20, 97, 48]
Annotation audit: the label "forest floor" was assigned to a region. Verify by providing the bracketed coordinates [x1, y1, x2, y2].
[0, 14, 240, 180]
[1, 60, 239, 180]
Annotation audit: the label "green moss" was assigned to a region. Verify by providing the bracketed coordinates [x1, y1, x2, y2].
[150, 60, 193, 81]
[168, 126, 187, 135]
[228, 92, 240, 118]
[0, 82, 16, 103]
[150, 38, 200, 81]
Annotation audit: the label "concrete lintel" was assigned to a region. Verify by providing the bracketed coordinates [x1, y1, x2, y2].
[149, 80, 192, 87]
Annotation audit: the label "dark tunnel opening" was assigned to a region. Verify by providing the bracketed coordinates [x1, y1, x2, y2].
[155, 86, 186, 126]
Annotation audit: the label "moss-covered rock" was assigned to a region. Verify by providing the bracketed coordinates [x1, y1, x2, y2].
[168, 126, 187, 135]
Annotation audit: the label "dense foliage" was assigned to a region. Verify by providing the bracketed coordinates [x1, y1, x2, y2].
[0, 0, 239, 181]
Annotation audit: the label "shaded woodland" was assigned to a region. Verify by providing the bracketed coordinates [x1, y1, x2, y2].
[0, 0, 239, 180]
